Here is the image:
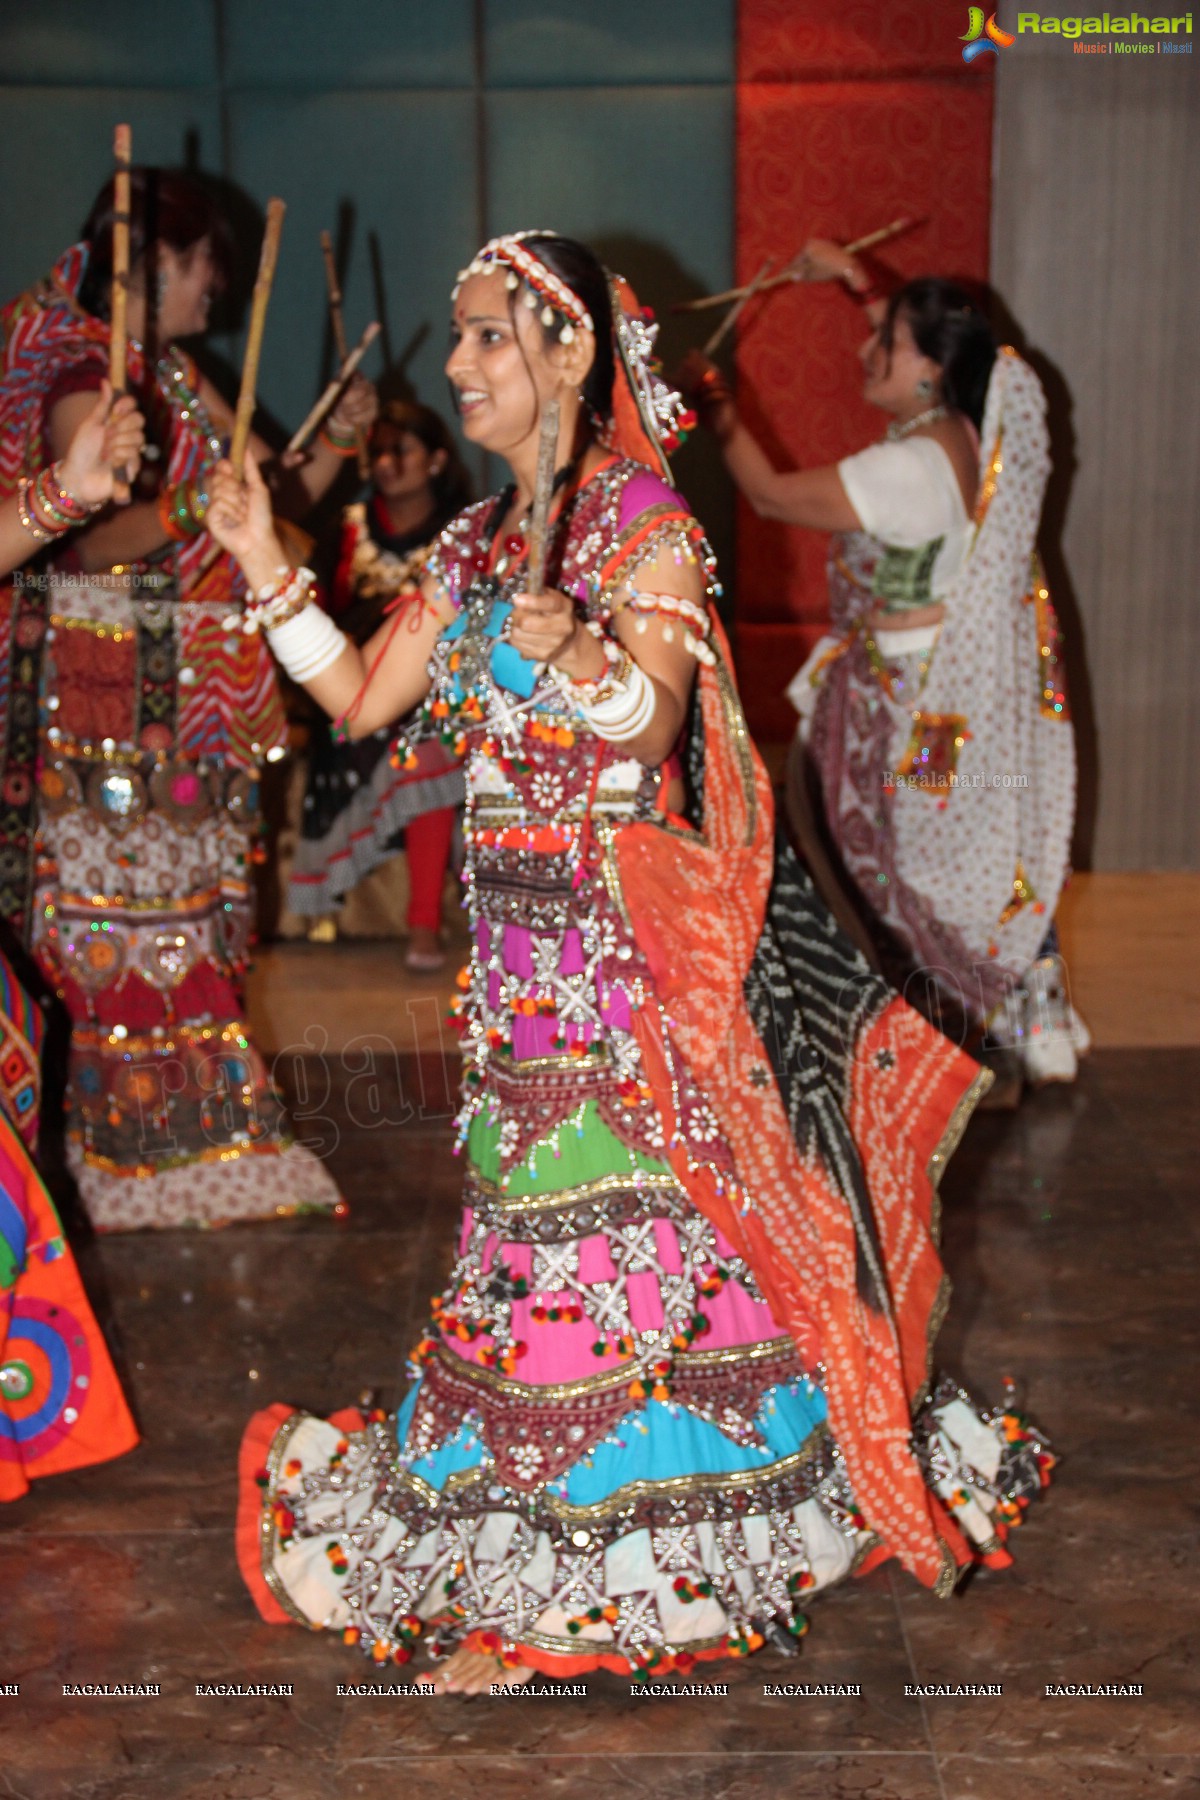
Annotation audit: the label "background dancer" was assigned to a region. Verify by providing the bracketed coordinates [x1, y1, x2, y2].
[683, 240, 1085, 1091]
[0, 166, 375, 1228]
[286, 401, 470, 969]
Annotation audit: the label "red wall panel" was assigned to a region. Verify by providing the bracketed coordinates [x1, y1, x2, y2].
[734, 3, 994, 740]
[741, 0, 984, 81]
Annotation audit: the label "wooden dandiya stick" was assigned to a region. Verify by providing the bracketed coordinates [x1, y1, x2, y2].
[702, 258, 774, 356]
[674, 217, 921, 314]
[320, 230, 370, 479]
[109, 123, 132, 502]
[230, 197, 286, 474]
[842, 216, 920, 258]
[285, 320, 380, 457]
[520, 394, 564, 683]
[526, 397, 561, 598]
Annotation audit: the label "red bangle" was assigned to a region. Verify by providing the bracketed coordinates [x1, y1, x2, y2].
[695, 367, 734, 413]
[157, 482, 192, 541]
[319, 424, 358, 457]
[851, 284, 888, 306]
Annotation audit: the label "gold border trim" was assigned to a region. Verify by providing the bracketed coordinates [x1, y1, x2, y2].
[914, 1065, 992, 1407]
[467, 1166, 685, 1216]
[484, 1050, 610, 1075]
[712, 649, 759, 849]
[428, 1331, 798, 1402]
[396, 1419, 829, 1521]
[259, 1413, 323, 1628]
[427, 1339, 641, 1401]
[927, 1066, 993, 1196]
[520, 1424, 829, 1523]
[69, 1130, 296, 1181]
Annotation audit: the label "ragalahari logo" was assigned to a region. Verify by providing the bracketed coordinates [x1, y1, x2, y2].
[961, 7, 1017, 57]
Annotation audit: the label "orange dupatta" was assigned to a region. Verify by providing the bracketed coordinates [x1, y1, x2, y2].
[614, 618, 982, 1592]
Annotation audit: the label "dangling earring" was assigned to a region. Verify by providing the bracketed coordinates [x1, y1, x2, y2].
[916, 377, 934, 399]
[155, 269, 168, 311]
[585, 398, 610, 446]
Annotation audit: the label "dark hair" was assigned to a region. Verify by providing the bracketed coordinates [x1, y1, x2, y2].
[879, 277, 997, 429]
[515, 233, 616, 425]
[77, 167, 232, 320]
[371, 398, 473, 524]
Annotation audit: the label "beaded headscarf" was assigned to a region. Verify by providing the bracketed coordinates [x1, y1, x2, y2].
[452, 231, 694, 479]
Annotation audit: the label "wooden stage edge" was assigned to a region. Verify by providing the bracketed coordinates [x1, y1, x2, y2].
[245, 872, 1199, 1058]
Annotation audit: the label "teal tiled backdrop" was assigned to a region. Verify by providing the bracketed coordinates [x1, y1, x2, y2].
[0, 0, 734, 549]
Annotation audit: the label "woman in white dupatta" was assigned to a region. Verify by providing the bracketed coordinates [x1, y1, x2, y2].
[683, 255, 1084, 1086]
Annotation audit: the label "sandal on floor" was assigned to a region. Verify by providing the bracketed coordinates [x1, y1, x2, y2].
[404, 935, 446, 974]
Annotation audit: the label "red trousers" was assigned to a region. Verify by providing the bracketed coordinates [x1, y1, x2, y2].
[406, 805, 455, 932]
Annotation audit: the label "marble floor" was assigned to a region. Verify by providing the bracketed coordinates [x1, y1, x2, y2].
[2, 1046, 1197, 1799]
[243, 870, 1200, 1056]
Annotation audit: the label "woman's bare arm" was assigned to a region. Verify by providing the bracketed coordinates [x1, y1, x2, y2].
[304, 581, 450, 737]
[206, 454, 452, 735]
[709, 418, 861, 531]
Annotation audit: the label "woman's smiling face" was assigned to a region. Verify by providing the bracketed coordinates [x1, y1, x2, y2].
[445, 268, 562, 456]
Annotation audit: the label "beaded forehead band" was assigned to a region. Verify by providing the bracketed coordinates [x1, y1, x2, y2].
[451, 231, 594, 343]
[451, 231, 694, 474]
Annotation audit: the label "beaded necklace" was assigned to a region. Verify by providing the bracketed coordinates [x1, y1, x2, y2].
[399, 459, 611, 764]
[885, 404, 948, 443]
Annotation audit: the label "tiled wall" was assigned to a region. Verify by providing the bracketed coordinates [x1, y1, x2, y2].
[0, 0, 734, 514]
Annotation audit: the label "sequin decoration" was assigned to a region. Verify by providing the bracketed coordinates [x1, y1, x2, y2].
[1030, 562, 1070, 722]
[997, 858, 1038, 927]
[895, 713, 970, 793]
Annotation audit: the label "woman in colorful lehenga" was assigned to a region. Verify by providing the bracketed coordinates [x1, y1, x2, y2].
[287, 401, 470, 970]
[0, 400, 144, 1494]
[0, 166, 376, 1230]
[211, 233, 1050, 1694]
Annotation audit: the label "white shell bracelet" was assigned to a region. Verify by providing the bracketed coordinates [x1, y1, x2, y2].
[224, 566, 318, 636]
[575, 660, 657, 743]
[624, 589, 716, 665]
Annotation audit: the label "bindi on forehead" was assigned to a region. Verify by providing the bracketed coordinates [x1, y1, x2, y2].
[451, 281, 514, 326]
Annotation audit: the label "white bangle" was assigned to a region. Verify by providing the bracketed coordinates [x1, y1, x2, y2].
[265, 604, 349, 684]
[577, 660, 657, 743]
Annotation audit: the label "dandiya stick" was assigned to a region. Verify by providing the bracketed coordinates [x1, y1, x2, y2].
[526, 397, 561, 598]
[702, 258, 774, 356]
[842, 215, 920, 258]
[674, 217, 921, 313]
[320, 230, 370, 479]
[109, 124, 132, 502]
[285, 319, 380, 457]
[230, 198, 286, 474]
[519, 394, 563, 683]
